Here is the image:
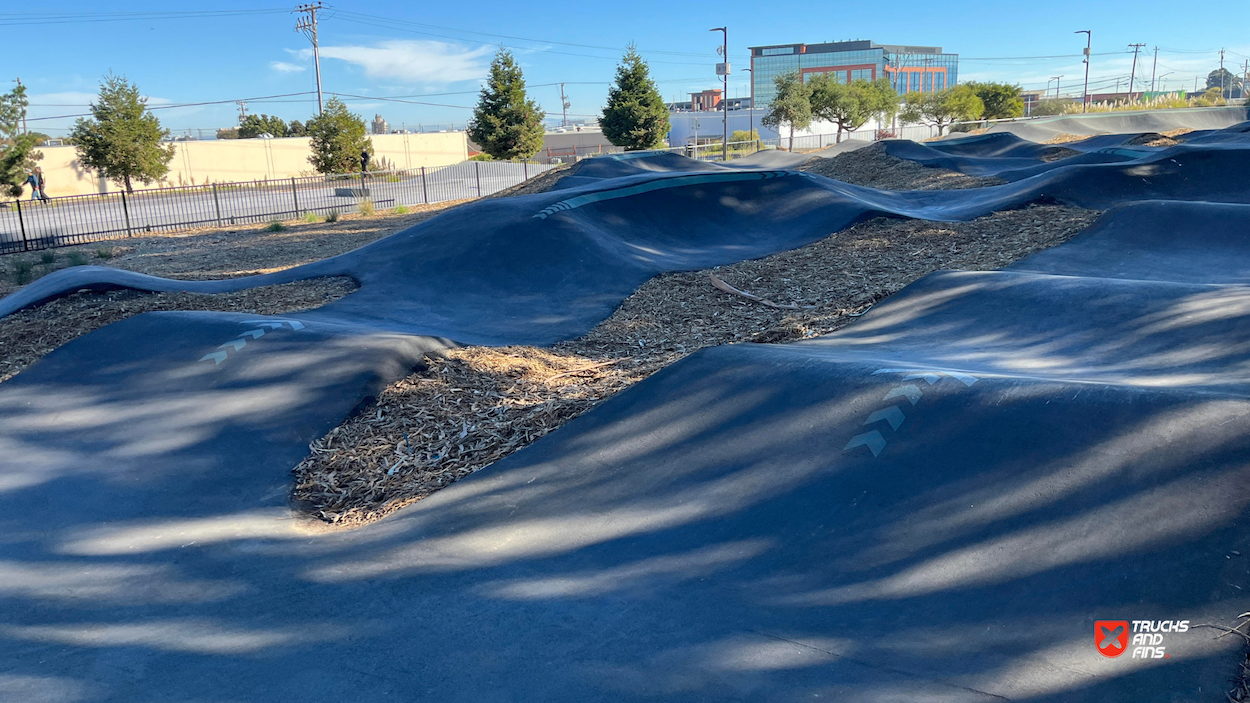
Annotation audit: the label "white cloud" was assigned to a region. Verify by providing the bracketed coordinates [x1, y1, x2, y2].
[298, 40, 491, 83]
[270, 61, 306, 74]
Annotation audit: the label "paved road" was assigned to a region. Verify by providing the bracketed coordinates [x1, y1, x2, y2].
[0, 161, 553, 252]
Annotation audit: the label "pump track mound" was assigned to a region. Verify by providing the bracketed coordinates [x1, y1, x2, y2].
[3, 111, 1250, 701]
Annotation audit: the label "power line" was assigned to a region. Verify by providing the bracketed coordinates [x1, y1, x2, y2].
[24, 91, 317, 122]
[0, 9, 289, 26]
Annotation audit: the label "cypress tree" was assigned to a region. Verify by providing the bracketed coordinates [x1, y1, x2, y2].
[70, 74, 175, 192]
[601, 44, 670, 150]
[468, 48, 546, 160]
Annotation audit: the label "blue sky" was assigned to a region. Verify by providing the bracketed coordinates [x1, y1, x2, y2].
[7, 0, 1249, 137]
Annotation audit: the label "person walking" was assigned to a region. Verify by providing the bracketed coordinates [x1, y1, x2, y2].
[24, 170, 39, 201]
[34, 167, 48, 201]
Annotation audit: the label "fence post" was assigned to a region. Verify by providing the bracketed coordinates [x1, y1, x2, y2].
[421, 166, 428, 204]
[121, 191, 133, 237]
[290, 177, 299, 215]
[15, 199, 28, 251]
[475, 161, 482, 196]
[211, 184, 223, 227]
[523, 161, 528, 180]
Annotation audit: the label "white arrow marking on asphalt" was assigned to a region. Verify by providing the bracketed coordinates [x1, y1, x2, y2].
[884, 384, 922, 406]
[239, 329, 265, 340]
[903, 372, 941, 386]
[864, 406, 905, 431]
[845, 431, 886, 457]
[199, 351, 228, 365]
[948, 372, 979, 387]
[219, 339, 246, 352]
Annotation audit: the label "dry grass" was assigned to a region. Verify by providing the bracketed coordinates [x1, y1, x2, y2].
[0, 277, 357, 383]
[293, 204, 1102, 526]
[1040, 146, 1082, 162]
[799, 142, 1006, 190]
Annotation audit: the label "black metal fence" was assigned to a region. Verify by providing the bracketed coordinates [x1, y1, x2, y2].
[0, 160, 557, 254]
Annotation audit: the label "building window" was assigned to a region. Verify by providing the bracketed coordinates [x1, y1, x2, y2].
[762, 47, 795, 56]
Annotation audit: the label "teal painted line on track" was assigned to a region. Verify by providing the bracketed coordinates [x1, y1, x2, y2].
[533, 171, 790, 219]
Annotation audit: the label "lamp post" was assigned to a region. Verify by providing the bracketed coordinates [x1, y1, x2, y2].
[710, 27, 728, 162]
[1075, 30, 1092, 113]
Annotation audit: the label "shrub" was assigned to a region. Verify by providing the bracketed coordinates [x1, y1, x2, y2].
[266, 220, 285, 232]
[67, 251, 89, 266]
[12, 259, 33, 284]
[39, 251, 56, 265]
[325, 210, 340, 223]
[93, 246, 114, 259]
[303, 211, 319, 223]
[357, 199, 375, 217]
[392, 204, 409, 215]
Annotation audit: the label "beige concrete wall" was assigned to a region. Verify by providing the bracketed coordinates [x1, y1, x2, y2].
[31, 131, 468, 197]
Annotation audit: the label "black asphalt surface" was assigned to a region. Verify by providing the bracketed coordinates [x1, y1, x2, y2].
[3, 113, 1250, 701]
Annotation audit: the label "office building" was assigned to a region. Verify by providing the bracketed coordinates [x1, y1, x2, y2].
[748, 40, 959, 107]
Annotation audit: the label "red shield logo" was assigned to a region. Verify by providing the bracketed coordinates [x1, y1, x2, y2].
[1095, 620, 1129, 657]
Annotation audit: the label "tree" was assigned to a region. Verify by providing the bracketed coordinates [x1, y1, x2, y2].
[288, 120, 307, 137]
[730, 129, 760, 143]
[238, 114, 288, 138]
[809, 75, 897, 142]
[966, 81, 1024, 120]
[601, 44, 671, 150]
[1206, 68, 1243, 99]
[306, 97, 372, 174]
[216, 128, 239, 140]
[0, 83, 42, 198]
[467, 48, 546, 160]
[762, 71, 811, 151]
[899, 85, 984, 136]
[1030, 98, 1073, 117]
[69, 74, 175, 192]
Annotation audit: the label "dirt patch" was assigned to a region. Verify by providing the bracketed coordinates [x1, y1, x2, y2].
[0, 277, 357, 383]
[799, 142, 1005, 190]
[293, 203, 1102, 526]
[1040, 146, 1082, 162]
[1127, 128, 1192, 147]
[1043, 133, 1094, 145]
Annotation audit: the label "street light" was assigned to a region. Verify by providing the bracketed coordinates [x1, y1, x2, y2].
[710, 27, 728, 162]
[1075, 30, 1092, 113]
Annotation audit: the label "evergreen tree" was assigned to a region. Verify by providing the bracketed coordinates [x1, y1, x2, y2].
[288, 120, 307, 137]
[0, 83, 42, 198]
[601, 44, 670, 150]
[467, 48, 546, 160]
[762, 72, 812, 151]
[306, 97, 372, 174]
[69, 74, 175, 192]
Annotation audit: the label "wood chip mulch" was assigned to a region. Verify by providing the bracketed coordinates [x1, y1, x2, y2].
[798, 142, 1006, 190]
[293, 203, 1102, 526]
[0, 277, 357, 383]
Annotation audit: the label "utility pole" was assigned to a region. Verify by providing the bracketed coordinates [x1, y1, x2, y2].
[236, 100, 248, 123]
[1127, 43, 1145, 97]
[1219, 48, 1226, 99]
[1075, 30, 1092, 112]
[1150, 46, 1159, 93]
[744, 67, 755, 147]
[559, 83, 569, 128]
[12, 78, 26, 133]
[295, 3, 325, 115]
[1051, 76, 1063, 100]
[710, 27, 728, 162]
